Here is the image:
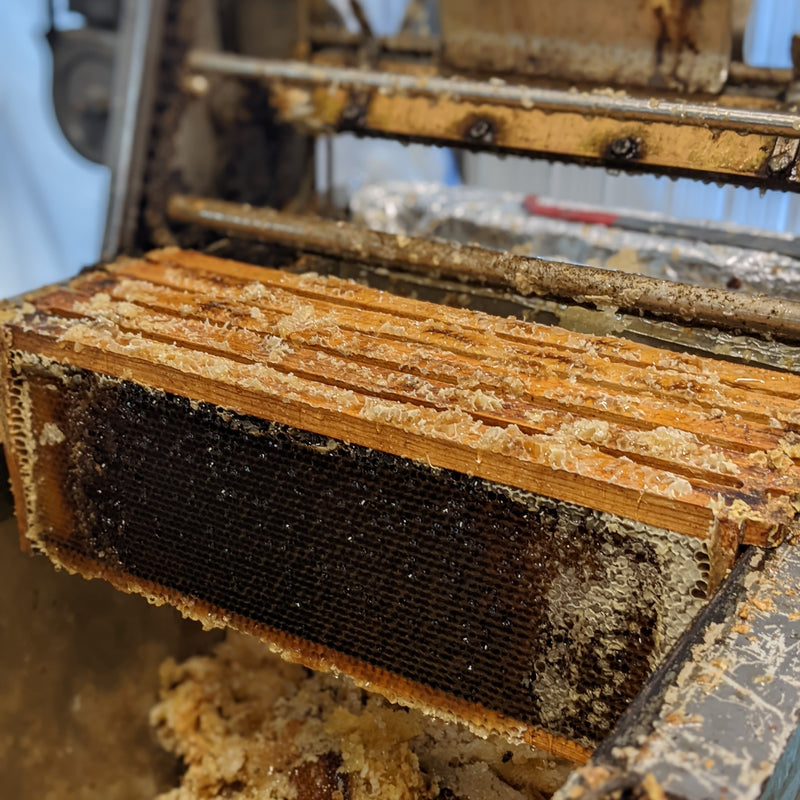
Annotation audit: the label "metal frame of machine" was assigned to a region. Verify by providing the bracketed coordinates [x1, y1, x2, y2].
[65, 2, 800, 797]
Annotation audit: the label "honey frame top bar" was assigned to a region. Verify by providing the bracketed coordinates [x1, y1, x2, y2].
[3, 247, 800, 554]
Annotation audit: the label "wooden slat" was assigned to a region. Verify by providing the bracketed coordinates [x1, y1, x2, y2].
[35, 285, 800, 497]
[142, 249, 800, 410]
[105, 261, 800, 453]
[9, 249, 800, 549]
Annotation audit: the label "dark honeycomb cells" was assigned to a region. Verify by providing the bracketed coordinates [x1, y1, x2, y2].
[33, 367, 691, 747]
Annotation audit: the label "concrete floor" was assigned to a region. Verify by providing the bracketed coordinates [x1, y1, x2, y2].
[0, 489, 216, 799]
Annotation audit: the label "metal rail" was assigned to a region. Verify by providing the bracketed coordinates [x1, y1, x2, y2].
[554, 540, 800, 800]
[102, 0, 166, 260]
[187, 49, 800, 136]
[167, 194, 800, 341]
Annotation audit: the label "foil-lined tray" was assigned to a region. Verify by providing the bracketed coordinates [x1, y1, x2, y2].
[351, 182, 800, 301]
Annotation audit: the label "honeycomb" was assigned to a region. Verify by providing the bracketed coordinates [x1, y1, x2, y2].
[5, 356, 708, 751]
[151, 632, 575, 800]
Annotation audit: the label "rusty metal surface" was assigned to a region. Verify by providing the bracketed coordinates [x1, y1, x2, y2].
[102, 0, 315, 258]
[439, 0, 732, 93]
[351, 181, 800, 296]
[167, 194, 800, 342]
[187, 50, 799, 135]
[101, 0, 166, 260]
[186, 50, 800, 189]
[554, 539, 800, 800]
[729, 61, 794, 86]
[306, 27, 790, 90]
[308, 25, 439, 53]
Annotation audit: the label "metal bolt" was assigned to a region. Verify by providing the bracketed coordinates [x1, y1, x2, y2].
[466, 118, 494, 143]
[768, 152, 794, 175]
[341, 103, 361, 120]
[182, 73, 210, 98]
[608, 137, 639, 160]
[767, 136, 799, 176]
[340, 98, 367, 128]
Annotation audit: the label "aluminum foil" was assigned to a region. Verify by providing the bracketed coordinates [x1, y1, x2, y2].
[351, 182, 800, 301]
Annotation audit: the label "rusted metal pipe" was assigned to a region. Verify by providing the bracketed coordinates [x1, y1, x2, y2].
[186, 49, 800, 137]
[167, 193, 800, 342]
